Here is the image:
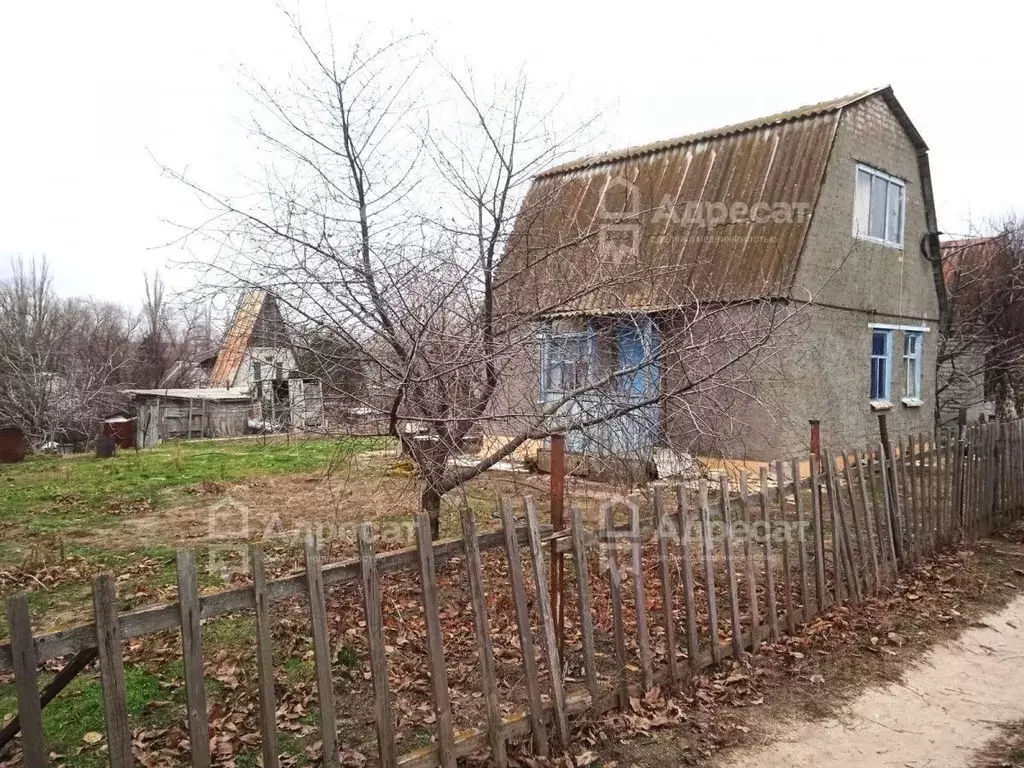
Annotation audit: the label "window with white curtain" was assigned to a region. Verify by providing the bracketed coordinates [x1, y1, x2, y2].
[853, 164, 905, 247]
[903, 331, 923, 400]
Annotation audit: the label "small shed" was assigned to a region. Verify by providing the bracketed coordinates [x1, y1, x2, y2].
[0, 425, 26, 463]
[101, 412, 135, 450]
[124, 388, 254, 447]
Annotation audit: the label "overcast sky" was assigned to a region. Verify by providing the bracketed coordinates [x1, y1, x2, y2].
[0, 1, 1019, 303]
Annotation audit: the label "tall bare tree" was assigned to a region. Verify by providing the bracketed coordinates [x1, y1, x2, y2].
[166, 17, 801, 537]
[938, 217, 1024, 425]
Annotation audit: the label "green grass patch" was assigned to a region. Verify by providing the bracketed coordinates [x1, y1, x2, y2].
[0, 665, 179, 765]
[283, 657, 315, 684]
[0, 436, 381, 526]
[205, 615, 256, 654]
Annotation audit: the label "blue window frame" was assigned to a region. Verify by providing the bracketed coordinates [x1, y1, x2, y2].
[616, 318, 660, 397]
[903, 331, 923, 399]
[870, 329, 894, 401]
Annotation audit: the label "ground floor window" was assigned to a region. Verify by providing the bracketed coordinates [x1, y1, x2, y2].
[870, 328, 894, 402]
[541, 331, 593, 393]
[869, 324, 929, 407]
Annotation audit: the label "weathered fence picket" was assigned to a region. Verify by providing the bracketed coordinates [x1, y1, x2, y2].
[720, 477, 744, 659]
[698, 479, 722, 660]
[774, 460, 796, 635]
[176, 550, 211, 768]
[737, 472, 761, 649]
[359, 525, 398, 768]
[652, 487, 680, 685]
[758, 465, 780, 641]
[304, 534, 340, 768]
[499, 501, 550, 755]
[249, 546, 280, 768]
[7, 596, 45, 768]
[675, 484, 701, 665]
[569, 507, 600, 713]
[524, 498, 570, 747]
[92, 574, 133, 768]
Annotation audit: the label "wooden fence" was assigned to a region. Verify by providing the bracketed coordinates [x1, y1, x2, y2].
[2, 418, 1023, 767]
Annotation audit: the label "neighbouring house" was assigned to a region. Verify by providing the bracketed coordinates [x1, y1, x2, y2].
[494, 86, 942, 464]
[125, 290, 326, 445]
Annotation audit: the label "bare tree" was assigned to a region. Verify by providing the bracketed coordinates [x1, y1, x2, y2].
[0, 257, 138, 445]
[937, 217, 1024, 425]
[165, 18, 802, 537]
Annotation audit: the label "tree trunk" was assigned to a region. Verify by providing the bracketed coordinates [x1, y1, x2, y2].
[421, 485, 442, 540]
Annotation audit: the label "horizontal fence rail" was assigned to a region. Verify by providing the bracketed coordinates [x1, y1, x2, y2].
[1, 419, 1023, 766]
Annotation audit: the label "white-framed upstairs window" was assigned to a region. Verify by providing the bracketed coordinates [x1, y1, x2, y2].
[903, 330, 923, 403]
[853, 164, 906, 248]
[870, 328, 894, 405]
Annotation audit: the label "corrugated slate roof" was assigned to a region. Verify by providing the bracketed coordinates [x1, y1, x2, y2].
[539, 88, 885, 179]
[209, 290, 268, 388]
[124, 388, 251, 401]
[500, 86, 927, 313]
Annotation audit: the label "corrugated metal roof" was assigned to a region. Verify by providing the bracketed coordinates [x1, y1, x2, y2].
[500, 86, 924, 313]
[124, 388, 251, 401]
[209, 290, 267, 388]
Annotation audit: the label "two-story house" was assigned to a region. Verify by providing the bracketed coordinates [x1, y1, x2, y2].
[494, 86, 941, 461]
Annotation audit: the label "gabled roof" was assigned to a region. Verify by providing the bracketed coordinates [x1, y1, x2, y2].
[209, 290, 290, 388]
[501, 86, 932, 313]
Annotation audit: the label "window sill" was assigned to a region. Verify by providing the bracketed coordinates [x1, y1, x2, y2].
[901, 397, 924, 408]
[870, 400, 893, 411]
[853, 233, 904, 251]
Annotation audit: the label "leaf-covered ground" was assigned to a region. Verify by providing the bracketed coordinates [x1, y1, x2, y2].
[2, 439, 1011, 767]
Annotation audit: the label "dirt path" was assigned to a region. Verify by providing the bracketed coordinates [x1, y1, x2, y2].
[722, 593, 1024, 767]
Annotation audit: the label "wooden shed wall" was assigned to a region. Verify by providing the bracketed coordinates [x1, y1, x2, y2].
[135, 397, 253, 446]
